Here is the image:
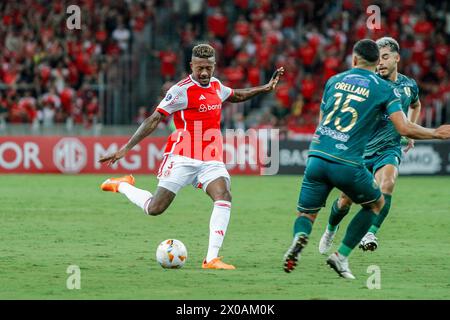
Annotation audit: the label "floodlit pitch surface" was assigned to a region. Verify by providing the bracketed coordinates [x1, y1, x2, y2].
[1, 174, 449, 299]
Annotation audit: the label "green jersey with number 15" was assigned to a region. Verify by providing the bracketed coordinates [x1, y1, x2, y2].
[309, 68, 402, 167]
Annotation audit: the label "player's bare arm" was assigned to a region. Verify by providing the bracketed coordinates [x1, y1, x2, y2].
[403, 99, 422, 153]
[227, 67, 285, 103]
[390, 110, 450, 140]
[99, 111, 165, 165]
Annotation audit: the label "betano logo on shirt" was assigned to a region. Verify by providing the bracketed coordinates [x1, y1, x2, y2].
[198, 103, 222, 112]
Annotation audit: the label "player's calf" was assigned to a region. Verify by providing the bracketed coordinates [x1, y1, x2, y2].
[145, 187, 176, 216]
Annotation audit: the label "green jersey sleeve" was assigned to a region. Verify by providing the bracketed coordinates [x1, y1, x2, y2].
[385, 89, 402, 115]
[320, 78, 333, 112]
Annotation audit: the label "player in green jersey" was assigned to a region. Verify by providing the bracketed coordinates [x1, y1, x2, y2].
[283, 39, 450, 279]
[318, 37, 422, 256]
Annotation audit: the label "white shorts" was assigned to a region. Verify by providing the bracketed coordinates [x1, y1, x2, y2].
[157, 154, 231, 194]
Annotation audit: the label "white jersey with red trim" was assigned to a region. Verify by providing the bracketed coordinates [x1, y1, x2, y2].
[156, 75, 234, 162]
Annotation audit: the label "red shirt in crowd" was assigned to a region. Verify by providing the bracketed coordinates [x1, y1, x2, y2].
[435, 43, 449, 66]
[159, 50, 177, 79]
[60, 88, 75, 113]
[323, 56, 340, 80]
[235, 19, 250, 37]
[207, 12, 228, 38]
[247, 65, 261, 87]
[301, 78, 316, 101]
[223, 65, 245, 88]
[298, 44, 316, 67]
[414, 20, 434, 35]
[275, 82, 291, 108]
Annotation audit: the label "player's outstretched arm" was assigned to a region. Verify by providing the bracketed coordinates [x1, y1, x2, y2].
[227, 67, 285, 103]
[99, 111, 165, 165]
[390, 110, 450, 140]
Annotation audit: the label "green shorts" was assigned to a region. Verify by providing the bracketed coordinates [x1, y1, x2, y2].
[364, 149, 401, 174]
[297, 156, 382, 214]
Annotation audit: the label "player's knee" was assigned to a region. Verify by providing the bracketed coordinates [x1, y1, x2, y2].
[363, 196, 385, 214]
[297, 212, 317, 222]
[380, 178, 395, 194]
[338, 196, 353, 211]
[214, 189, 232, 202]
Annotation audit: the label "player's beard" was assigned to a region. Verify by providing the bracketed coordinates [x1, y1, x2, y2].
[378, 67, 392, 79]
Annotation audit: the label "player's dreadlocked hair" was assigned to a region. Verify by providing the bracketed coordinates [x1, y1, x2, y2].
[192, 44, 215, 59]
[376, 37, 400, 53]
[353, 39, 380, 65]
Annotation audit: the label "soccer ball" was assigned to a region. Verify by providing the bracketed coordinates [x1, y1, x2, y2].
[156, 239, 188, 269]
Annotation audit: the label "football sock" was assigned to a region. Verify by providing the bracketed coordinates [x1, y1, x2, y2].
[338, 207, 376, 257]
[327, 199, 350, 232]
[206, 201, 231, 263]
[118, 182, 153, 214]
[368, 193, 392, 234]
[293, 215, 313, 238]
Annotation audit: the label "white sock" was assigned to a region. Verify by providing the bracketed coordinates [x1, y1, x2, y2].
[118, 182, 153, 214]
[206, 200, 231, 263]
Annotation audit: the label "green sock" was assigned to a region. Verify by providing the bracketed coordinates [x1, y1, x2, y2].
[293, 215, 313, 238]
[327, 199, 350, 232]
[338, 207, 376, 257]
[368, 193, 392, 234]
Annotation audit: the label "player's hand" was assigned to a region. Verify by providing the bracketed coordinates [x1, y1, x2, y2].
[403, 138, 415, 153]
[434, 125, 450, 139]
[266, 67, 285, 91]
[98, 148, 127, 166]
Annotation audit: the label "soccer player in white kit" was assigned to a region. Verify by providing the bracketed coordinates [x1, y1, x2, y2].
[99, 44, 284, 269]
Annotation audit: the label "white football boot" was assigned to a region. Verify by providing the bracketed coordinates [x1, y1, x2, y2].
[326, 252, 356, 280]
[359, 232, 378, 251]
[318, 227, 338, 254]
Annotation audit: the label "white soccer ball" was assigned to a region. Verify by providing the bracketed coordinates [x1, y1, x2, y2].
[156, 239, 188, 269]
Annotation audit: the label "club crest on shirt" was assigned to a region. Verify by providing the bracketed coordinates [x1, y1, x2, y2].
[404, 86, 411, 97]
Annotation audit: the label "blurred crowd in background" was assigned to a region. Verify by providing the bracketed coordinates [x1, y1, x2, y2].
[1, 0, 449, 137]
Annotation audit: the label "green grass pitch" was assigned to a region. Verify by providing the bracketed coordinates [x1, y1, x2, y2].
[1, 174, 449, 299]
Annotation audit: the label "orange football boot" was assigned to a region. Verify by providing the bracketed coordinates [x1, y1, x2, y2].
[101, 175, 135, 193]
[202, 257, 236, 270]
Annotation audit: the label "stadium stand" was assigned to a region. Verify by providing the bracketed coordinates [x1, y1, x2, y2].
[0, 0, 449, 138]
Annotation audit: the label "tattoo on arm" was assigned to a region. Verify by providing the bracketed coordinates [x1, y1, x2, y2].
[124, 111, 164, 151]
